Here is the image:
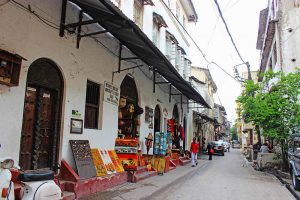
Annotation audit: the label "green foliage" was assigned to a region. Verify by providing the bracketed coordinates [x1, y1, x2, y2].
[230, 123, 238, 140]
[237, 69, 300, 168]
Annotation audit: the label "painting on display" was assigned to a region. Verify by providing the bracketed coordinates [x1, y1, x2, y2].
[108, 150, 124, 173]
[91, 149, 108, 177]
[100, 150, 117, 174]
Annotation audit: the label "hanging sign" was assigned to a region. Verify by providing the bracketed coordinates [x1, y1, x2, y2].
[104, 81, 119, 106]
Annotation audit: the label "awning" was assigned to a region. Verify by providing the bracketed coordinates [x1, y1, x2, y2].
[153, 12, 168, 28]
[194, 111, 215, 124]
[61, 0, 210, 108]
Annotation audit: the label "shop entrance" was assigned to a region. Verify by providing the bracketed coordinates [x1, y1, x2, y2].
[154, 105, 161, 133]
[172, 105, 180, 149]
[118, 75, 140, 138]
[19, 59, 63, 170]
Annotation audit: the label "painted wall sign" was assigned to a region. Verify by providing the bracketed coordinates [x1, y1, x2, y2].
[104, 81, 119, 106]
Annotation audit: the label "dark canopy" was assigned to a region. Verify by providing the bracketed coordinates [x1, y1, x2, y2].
[67, 0, 210, 108]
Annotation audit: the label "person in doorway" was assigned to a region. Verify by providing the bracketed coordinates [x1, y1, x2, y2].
[260, 143, 270, 153]
[190, 137, 199, 167]
[207, 142, 213, 160]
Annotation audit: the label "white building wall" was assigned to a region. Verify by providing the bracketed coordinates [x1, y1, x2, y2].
[0, 1, 189, 169]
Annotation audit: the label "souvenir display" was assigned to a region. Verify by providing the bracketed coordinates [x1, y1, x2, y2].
[115, 138, 139, 171]
[91, 149, 108, 177]
[117, 153, 138, 171]
[153, 132, 167, 156]
[119, 96, 127, 108]
[108, 150, 124, 173]
[145, 133, 153, 155]
[100, 150, 116, 174]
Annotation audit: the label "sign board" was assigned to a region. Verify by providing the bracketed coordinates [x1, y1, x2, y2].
[104, 81, 119, 106]
[145, 106, 153, 127]
[69, 140, 96, 179]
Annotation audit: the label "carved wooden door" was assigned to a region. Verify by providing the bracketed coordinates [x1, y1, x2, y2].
[19, 86, 37, 170]
[20, 86, 57, 170]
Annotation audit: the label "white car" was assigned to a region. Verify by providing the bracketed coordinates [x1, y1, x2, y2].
[222, 142, 230, 152]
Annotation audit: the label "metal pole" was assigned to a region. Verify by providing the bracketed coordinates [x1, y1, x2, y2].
[59, 0, 67, 37]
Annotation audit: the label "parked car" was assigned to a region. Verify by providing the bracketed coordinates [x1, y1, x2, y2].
[288, 134, 300, 191]
[212, 141, 225, 156]
[232, 140, 241, 149]
[222, 141, 230, 152]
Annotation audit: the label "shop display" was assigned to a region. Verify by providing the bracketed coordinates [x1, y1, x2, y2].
[91, 149, 108, 177]
[115, 138, 139, 171]
[117, 153, 138, 171]
[153, 132, 167, 155]
[145, 133, 154, 155]
[108, 150, 124, 173]
[69, 140, 96, 179]
[100, 150, 116, 174]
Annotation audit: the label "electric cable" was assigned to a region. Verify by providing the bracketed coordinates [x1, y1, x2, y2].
[10, 0, 60, 30]
[213, 0, 246, 64]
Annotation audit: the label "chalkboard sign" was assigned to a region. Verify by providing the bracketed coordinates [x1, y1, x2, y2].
[69, 140, 96, 179]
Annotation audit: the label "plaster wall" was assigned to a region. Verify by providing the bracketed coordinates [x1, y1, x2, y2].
[0, 1, 189, 169]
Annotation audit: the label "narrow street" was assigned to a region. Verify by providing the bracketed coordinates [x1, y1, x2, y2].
[146, 149, 295, 200]
[83, 149, 295, 200]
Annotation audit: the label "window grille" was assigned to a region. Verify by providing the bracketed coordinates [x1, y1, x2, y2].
[85, 80, 100, 129]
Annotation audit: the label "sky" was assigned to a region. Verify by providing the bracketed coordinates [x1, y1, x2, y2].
[189, 0, 268, 123]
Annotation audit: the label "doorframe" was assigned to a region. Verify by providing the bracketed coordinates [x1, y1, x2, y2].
[20, 58, 64, 171]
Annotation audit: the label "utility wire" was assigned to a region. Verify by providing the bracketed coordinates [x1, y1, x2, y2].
[213, 0, 246, 64]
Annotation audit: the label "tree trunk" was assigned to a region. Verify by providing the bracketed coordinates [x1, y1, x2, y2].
[280, 140, 289, 171]
[255, 125, 262, 145]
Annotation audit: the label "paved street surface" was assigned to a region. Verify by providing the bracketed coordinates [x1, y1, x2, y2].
[82, 149, 295, 200]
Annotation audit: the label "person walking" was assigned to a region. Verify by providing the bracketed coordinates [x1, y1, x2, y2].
[190, 137, 199, 167]
[207, 142, 213, 160]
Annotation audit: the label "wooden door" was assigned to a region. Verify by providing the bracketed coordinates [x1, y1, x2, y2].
[20, 86, 57, 170]
[19, 86, 37, 170]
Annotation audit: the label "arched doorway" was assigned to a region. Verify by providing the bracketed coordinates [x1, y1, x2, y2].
[118, 75, 140, 138]
[172, 105, 180, 149]
[183, 116, 186, 150]
[154, 105, 161, 133]
[19, 58, 63, 170]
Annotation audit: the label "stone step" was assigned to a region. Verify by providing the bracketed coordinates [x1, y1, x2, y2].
[179, 158, 191, 166]
[136, 166, 148, 174]
[133, 170, 157, 183]
[169, 166, 176, 171]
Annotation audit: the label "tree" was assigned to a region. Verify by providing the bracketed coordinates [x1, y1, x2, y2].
[230, 123, 238, 141]
[238, 70, 300, 169]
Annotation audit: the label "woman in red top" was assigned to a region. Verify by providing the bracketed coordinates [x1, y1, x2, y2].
[190, 137, 199, 167]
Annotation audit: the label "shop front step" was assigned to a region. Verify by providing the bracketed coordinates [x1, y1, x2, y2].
[136, 166, 148, 174]
[179, 157, 191, 166]
[169, 166, 176, 171]
[171, 158, 180, 166]
[133, 170, 157, 182]
[63, 191, 76, 200]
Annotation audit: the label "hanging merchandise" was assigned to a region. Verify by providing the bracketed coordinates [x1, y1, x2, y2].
[128, 103, 135, 113]
[119, 96, 127, 108]
[179, 124, 185, 140]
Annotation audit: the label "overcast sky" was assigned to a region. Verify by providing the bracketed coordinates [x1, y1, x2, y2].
[189, 0, 268, 122]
